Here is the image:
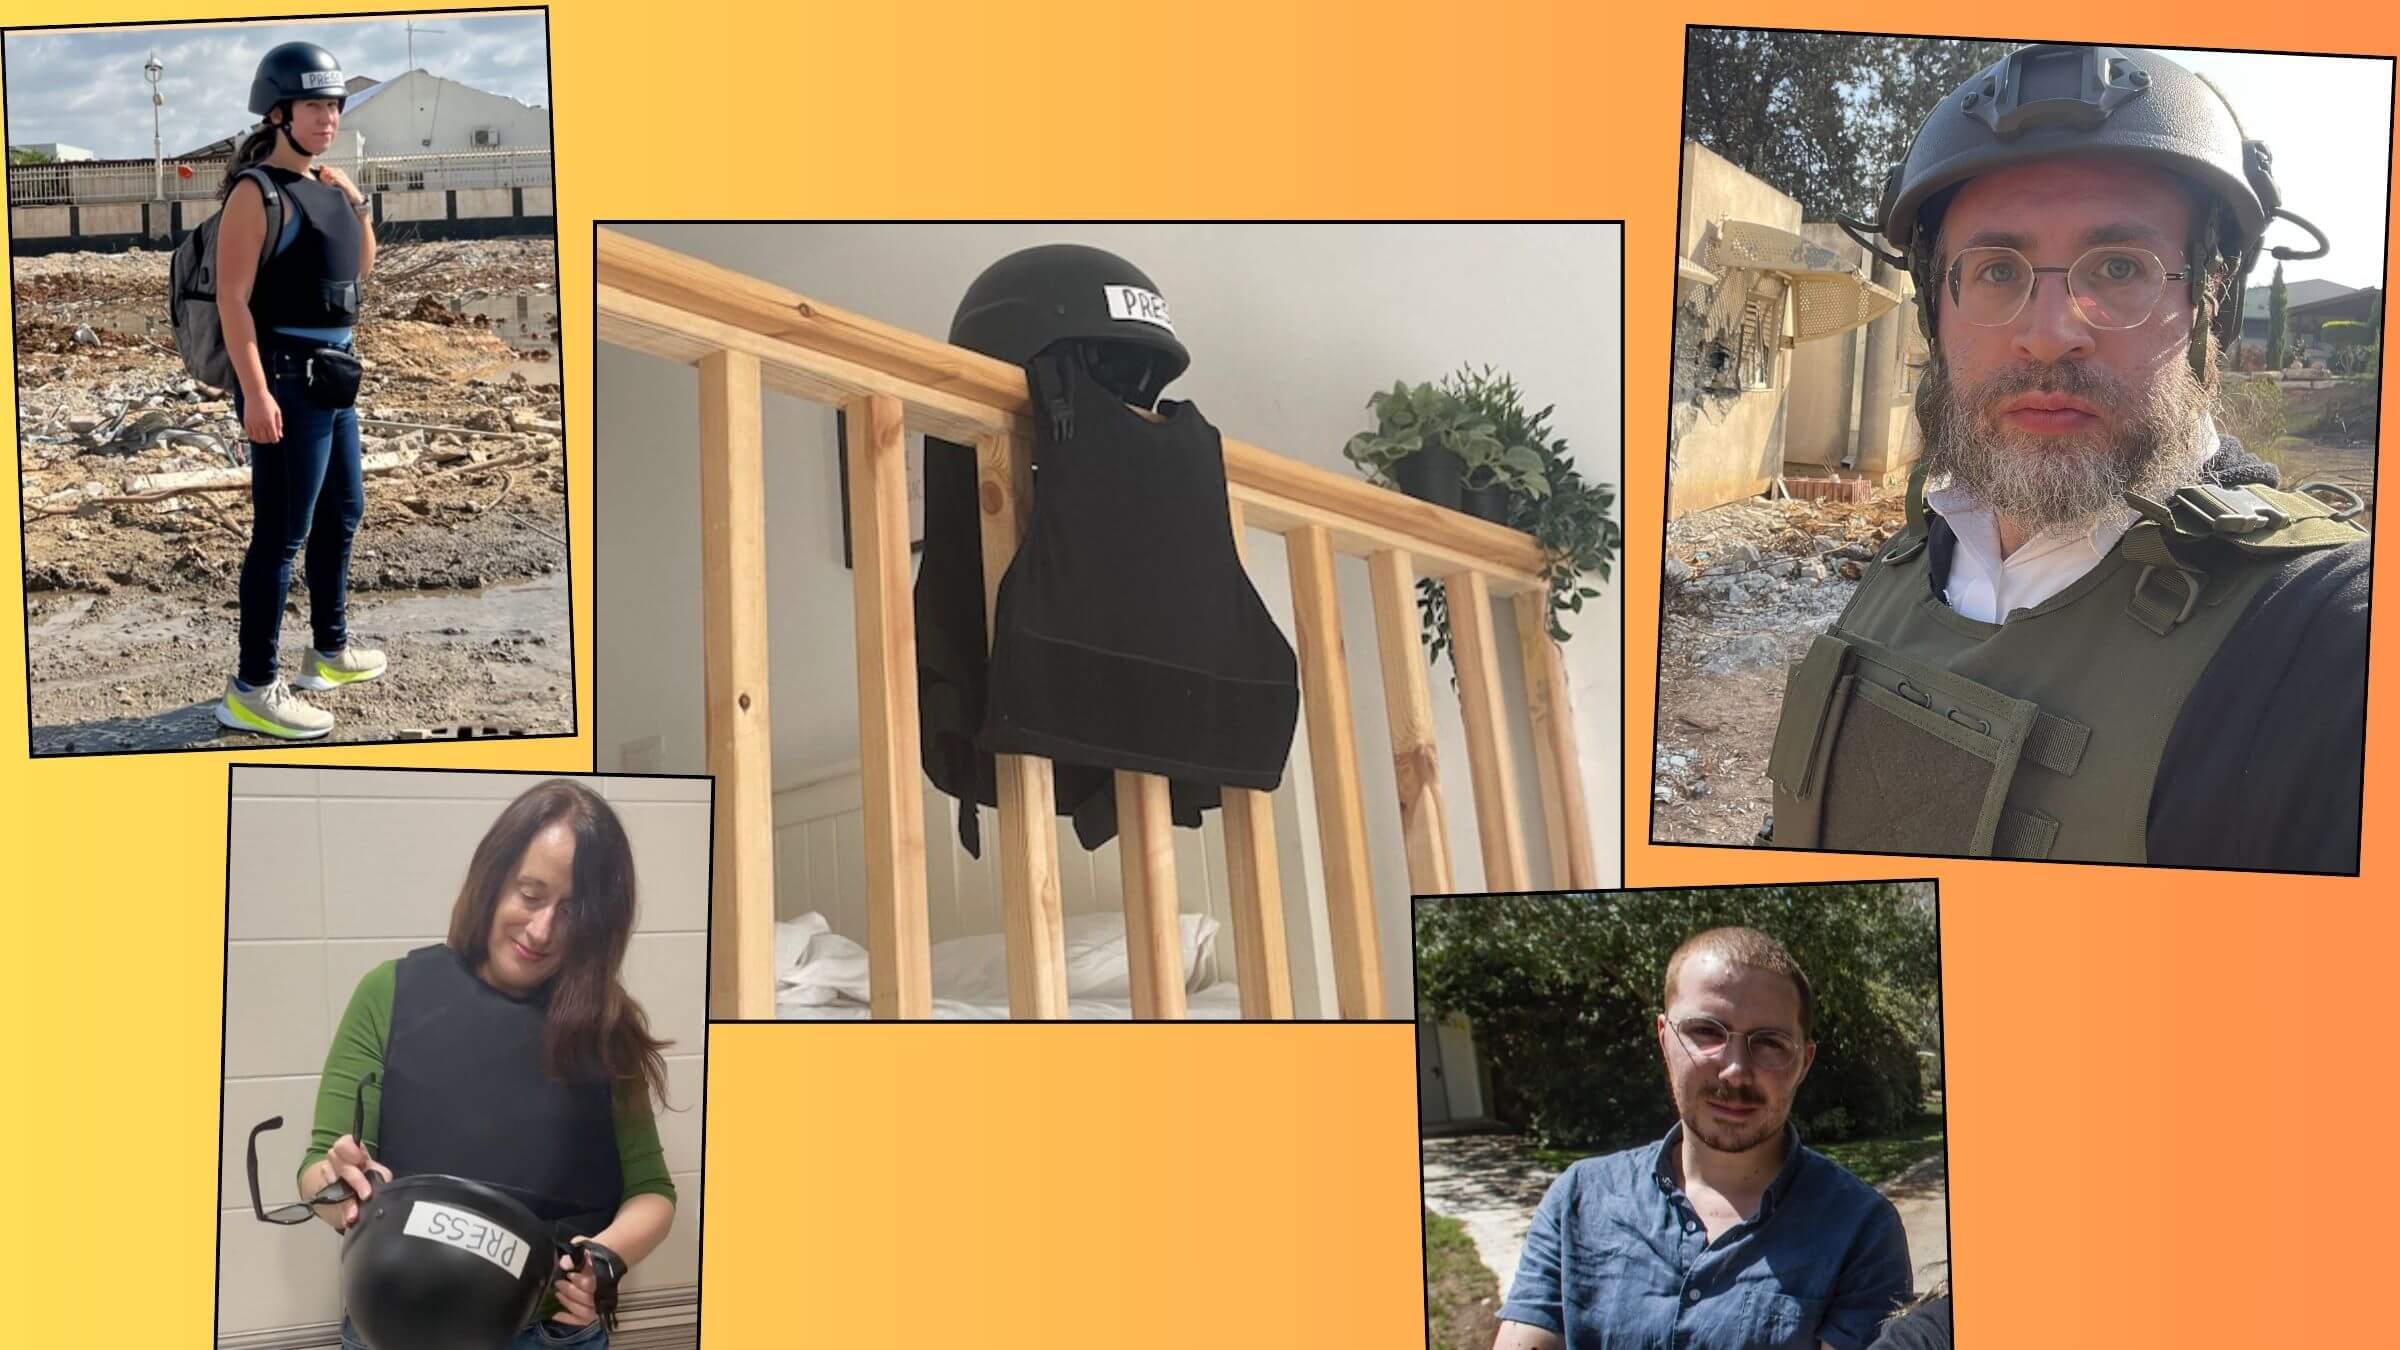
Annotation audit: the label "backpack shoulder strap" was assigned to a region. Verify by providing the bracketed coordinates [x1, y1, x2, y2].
[231, 166, 285, 263]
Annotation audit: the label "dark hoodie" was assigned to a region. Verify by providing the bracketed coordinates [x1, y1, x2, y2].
[1925, 437, 2368, 873]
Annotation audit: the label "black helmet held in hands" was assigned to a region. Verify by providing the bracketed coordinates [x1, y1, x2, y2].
[250, 41, 349, 116]
[949, 243, 1191, 406]
[1840, 43, 2328, 351]
[244, 1077, 624, 1350]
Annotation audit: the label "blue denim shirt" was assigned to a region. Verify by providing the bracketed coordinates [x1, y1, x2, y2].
[1500, 1123, 1913, 1350]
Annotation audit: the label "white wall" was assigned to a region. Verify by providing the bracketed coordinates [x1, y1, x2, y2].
[344, 70, 550, 155]
[596, 223, 1625, 1016]
[218, 767, 707, 1342]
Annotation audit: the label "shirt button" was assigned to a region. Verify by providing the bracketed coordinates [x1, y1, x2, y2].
[1687, 1287, 1702, 1303]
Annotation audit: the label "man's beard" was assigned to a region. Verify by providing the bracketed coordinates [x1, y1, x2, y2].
[1666, 1068, 1783, 1154]
[1915, 350, 2216, 534]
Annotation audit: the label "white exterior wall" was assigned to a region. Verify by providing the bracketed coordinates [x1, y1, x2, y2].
[340, 70, 550, 156]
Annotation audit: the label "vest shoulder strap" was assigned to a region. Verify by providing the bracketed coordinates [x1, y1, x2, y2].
[2128, 481, 2368, 557]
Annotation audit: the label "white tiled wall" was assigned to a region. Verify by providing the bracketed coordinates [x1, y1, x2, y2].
[220, 766, 710, 1341]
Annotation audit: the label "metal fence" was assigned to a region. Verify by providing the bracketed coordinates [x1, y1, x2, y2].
[7, 149, 554, 207]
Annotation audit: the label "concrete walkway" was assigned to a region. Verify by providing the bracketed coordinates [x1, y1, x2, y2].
[1420, 1133, 1558, 1294]
[1421, 1133, 1951, 1293]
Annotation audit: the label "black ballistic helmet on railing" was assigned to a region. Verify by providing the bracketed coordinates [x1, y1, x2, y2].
[948, 244, 1192, 406]
[1839, 43, 2328, 353]
[249, 41, 349, 116]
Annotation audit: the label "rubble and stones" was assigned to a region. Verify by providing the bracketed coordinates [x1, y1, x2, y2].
[16, 238, 573, 752]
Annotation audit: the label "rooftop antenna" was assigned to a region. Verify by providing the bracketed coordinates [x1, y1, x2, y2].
[405, 20, 444, 74]
[404, 20, 446, 147]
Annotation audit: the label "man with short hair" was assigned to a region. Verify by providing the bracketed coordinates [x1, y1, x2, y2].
[1495, 928, 1912, 1350]
[1768, 42, 2367, 871]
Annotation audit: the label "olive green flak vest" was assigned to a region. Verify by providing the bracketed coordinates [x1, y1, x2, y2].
[1767, 465, 2364, 863]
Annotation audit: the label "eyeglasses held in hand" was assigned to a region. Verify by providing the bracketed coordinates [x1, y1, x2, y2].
[246, 1071, 376, 1225]
[1944, 245, 2190, 330]
[1668, 1015, 1803, 1074]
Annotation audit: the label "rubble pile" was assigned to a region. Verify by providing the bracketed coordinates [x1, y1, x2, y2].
[15, 238, 573, 753]
[1652, 486, 1906, 831]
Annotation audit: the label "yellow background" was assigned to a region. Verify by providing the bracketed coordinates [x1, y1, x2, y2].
[0, 1, 2393, 1346]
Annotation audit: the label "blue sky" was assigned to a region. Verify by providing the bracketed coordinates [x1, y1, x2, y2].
[4, 11, 548, 159]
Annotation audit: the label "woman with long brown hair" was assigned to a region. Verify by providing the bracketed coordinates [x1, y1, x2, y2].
[293, 779, 676, 1347]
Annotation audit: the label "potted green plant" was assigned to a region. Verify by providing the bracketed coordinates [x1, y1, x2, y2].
[1343, 380, 1500, 512]
[1445, 365, 1552, 523]
[1414, 371, 1621, 669]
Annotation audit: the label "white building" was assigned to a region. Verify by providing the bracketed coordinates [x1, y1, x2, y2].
[332, 68, 549, 156]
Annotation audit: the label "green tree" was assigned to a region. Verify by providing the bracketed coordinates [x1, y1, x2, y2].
[1682, 31, 2011, 221]
[7, 146, 58, 165]
[1416, 886, 1939, 1152]
[2267, 262, 2290, 368]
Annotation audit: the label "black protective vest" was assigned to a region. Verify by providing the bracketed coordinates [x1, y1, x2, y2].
[913, 351, 1299, 854]
[377, 945, 620, 1235]
[247, 165, 362, 335]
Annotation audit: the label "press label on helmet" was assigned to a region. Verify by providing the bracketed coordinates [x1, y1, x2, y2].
[300, 70, 345, 90]
[402, 1199, 529, 1279]
[1103, 285, 1174, 333]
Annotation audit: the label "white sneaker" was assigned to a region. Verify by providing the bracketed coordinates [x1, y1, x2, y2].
[294, 644, 387, 690]
[216, 676, 335, 740]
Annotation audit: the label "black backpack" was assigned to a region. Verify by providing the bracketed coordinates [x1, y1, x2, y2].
[169, 166, 284, 391]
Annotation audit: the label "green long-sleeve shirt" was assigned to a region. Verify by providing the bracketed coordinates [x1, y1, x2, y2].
[300, 959, 677, 1208]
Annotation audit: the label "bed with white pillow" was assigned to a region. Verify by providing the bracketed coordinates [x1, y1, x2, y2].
[775, 910, 1243, 1019]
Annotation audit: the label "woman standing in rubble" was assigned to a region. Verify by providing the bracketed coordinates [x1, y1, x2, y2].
[211, 40, 382, 740]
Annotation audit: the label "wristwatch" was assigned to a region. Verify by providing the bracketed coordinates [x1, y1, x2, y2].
[350, 197, 371, 220]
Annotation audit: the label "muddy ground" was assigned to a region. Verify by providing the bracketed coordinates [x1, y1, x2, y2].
[1650, 437, 2377, 846]
[15, 237, 573, 754]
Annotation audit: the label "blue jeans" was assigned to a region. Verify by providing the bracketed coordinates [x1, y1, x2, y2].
[339, 1314, 607, 1347]
[234, 356, 363, 686]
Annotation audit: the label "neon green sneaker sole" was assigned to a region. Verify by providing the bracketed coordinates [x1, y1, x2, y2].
[216, 694, 334, 740]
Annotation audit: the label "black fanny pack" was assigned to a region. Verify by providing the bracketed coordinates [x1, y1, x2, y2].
[300, 344, 362, 408]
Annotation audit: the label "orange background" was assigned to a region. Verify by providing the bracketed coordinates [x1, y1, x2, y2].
[0, 1, 2392, 1347]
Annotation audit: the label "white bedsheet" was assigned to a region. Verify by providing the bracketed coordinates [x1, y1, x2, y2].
[779, 982, 1248, 1021]
[774, 909, 1233, 1019]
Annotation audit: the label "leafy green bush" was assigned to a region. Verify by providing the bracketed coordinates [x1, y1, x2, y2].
[1415, 886, 1938, 1153]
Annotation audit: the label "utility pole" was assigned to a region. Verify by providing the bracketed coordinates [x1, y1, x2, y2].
[406, 21, 444, 73]
[144, 52, 164, 205]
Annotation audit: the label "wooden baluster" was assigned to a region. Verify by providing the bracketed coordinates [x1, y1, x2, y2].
[1368, 549, 1456, 897]
[1287, 524, 1384, 1018]
[1447, 571, 1531, 891]
[1513, 590, 1598, 886]
[844, 394, 932, 1018]
[698, 351, 777, 1019]
[976, 431, 1069, 1017]
[1219, 501, 1294, 1018]
[1117, 771, 1186, 1018]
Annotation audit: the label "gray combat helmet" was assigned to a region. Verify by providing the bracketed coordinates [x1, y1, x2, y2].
[1841, 43, 2328, 351]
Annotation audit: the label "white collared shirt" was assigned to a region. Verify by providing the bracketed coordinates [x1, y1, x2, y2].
[1924, 486, 2135, 623]
[1926, 415, 2221, 623]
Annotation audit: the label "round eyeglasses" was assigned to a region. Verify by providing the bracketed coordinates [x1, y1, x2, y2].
[1668, 1015, 1802, 1074]
[1945, 245, 2190, 330]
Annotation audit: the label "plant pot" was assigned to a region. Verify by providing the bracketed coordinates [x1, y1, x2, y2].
[1459, 479, 1513, 524]
[1390, 444, 1465, 511]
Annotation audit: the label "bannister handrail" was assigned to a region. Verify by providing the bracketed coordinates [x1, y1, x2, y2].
[595, 227, 1548, 589]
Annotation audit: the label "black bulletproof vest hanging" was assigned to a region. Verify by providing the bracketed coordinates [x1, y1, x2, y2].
[248, 165, 362, 334]
[913, 349, 1299, 855]
[377, 945, 620, 1235]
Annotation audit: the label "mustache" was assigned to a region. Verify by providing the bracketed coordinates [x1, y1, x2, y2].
[1703, 1087, 1766, 1106]
[1960, 359, 2124, 408]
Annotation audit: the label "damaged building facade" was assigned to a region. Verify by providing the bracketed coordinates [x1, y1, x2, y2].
[1670, 140, 1924, 518]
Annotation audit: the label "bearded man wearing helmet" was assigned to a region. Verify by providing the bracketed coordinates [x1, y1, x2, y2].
[1765, 43, 2368, 872]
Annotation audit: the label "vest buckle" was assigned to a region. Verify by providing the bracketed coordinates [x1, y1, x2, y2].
[2168, 483, 2287, 536]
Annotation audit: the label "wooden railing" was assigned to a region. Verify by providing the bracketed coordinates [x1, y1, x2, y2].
[596, 227, 1599, 1020]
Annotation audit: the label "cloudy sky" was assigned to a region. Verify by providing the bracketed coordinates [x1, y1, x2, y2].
[4, 11, 548, 159]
